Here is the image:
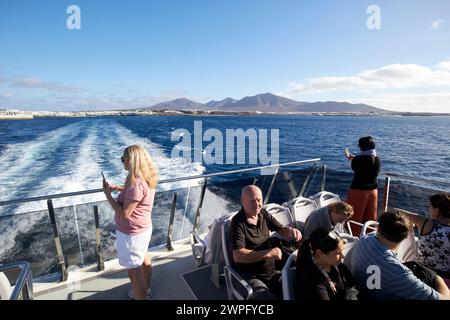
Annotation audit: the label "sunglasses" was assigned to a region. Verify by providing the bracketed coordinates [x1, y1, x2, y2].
[121, 156, 126, 163]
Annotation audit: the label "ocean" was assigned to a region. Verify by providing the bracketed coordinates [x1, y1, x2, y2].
[0, 115, 449, 276]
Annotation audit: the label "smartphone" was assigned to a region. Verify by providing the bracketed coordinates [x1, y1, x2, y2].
[101, 171, 106, 188]
[344, 148, 351, 158]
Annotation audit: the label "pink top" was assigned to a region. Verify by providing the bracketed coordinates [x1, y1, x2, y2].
[115, 177, 155, 235]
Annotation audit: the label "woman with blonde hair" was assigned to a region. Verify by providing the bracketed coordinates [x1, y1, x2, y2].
[103, 145, 159, 300]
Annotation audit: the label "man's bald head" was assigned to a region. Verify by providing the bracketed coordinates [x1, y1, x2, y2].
[241, 185, 263, 217]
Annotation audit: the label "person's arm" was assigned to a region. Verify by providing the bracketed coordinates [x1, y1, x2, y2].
[104, 188, 139, 219]
[297, 267, 331, 300]
[435, 275, 450, 300]
[393, 208, 428, 233]
[391, 264, 441, 300]
[233, 247, 282, 264]
[351, 157, 357, 171]
[103, 182, 142, 220]
[278, 226, 302, 242]
[374, 156, 381, 176]
[229, 217, 283, 263]
[110, 184, 125, 192]
[312, 283, 331, 300]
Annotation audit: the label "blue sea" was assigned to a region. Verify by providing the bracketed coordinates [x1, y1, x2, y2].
[0, 115, 449, 276]
[1, 115, 449, 202]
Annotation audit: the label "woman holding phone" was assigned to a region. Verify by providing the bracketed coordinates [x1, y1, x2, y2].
[103, 145, 159, 300]
[345, 136, 380, 236]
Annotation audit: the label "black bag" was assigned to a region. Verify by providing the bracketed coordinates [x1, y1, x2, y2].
[403, 261, 437, 289]
[270, 237, 300, 270]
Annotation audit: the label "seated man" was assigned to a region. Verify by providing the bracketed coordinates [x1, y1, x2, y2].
[303, 201, 354, 239]
[230, 185, 302, 300]
[351, 210, 450, 300]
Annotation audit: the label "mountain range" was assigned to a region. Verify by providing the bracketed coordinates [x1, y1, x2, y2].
[145, 93, 387, 113]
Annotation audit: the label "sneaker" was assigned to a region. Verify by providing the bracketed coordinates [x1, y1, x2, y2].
[128, 288, 152, 300]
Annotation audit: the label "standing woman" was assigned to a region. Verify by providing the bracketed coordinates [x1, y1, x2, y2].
[346, 136, 380, 236]
[103, 145, 159, 300]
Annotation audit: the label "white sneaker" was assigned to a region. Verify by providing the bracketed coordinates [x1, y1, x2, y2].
[128, 288, 152, 300]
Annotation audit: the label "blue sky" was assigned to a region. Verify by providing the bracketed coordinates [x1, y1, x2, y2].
[1, 0, 450, 112]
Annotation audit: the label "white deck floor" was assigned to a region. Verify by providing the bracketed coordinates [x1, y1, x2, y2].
[34, 244, 200, 300]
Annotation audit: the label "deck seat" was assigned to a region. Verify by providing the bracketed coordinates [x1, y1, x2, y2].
[281, 249, 298, 300]
[221, 219, 253, 300]
[0, 272, 12, 300]
[282, 197, 318, 232]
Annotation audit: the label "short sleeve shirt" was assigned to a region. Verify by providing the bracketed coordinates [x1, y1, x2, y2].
[115, 177, 155, 235]
[230, 208, 283, 282]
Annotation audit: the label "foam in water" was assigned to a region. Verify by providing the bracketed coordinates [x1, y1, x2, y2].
[0, 119, 215, 275]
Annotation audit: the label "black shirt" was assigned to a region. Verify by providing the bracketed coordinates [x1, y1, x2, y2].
[295, 256, 357, 301]
[230, 208, 283, 283]
[351, 155, 381, 190]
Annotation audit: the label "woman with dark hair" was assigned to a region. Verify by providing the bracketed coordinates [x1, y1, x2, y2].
[395, 193, 450, 279]
[294, 227, 358, 300]
[346, 136, 380, 236]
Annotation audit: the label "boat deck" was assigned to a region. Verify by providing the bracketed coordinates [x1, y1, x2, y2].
[33, 241, 227, 300]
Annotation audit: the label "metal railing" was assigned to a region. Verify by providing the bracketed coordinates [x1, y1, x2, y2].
[0, 261, 33, 300]
[0, 159, 320, 208]
[381, 172, 450, 212]
[383, 172, 450, 187]
[0, 158, 321, 283]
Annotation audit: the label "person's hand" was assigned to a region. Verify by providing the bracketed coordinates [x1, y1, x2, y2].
[346, 154, 354, 160]
[102, 180, 113, 196]
[269, 247, 282, 260]
[290, 227, 302, 242]
[108, 183, 119, 191]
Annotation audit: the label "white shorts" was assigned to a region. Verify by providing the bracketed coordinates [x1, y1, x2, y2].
[116, 228, 152, 269]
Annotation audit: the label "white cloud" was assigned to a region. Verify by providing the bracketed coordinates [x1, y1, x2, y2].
[285, 62, 450, 95]
[349, 92, 450, 113]
[10, 77, 81, 93]
[436, 60, 450, 71]
[0, 91, 198, 111]
[282, 60, 450, 112]
[431, 19, 445, 29]
[0, 72, 198, 110]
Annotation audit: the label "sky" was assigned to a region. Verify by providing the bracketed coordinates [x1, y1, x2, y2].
[0, 0, 450, 112]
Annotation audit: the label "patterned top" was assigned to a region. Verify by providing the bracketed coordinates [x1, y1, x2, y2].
[417, 220, 450, 275]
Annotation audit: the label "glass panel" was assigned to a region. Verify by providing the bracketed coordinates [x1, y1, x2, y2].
[388, 181, 447, 216]
[0, 208, 58, 278]
[3, 163, 446, 281]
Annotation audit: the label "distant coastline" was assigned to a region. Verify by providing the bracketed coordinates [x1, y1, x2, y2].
[1, 109, 449, 120]
[2, 92, 449, 119]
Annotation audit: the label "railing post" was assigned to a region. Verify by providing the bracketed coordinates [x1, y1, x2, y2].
[1, 261, 34, 300]
[383, 176, 391, 213]
[166, 193, 177, 251]
[264, 168, 279, 205]
[93, 206, 104, 271]
[192, 178, 208, 232]
[47, 199, 68, 282]
[299, 162, 318, 197]
[321, 164, 327, 192]
[282, 171, 297, 200]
